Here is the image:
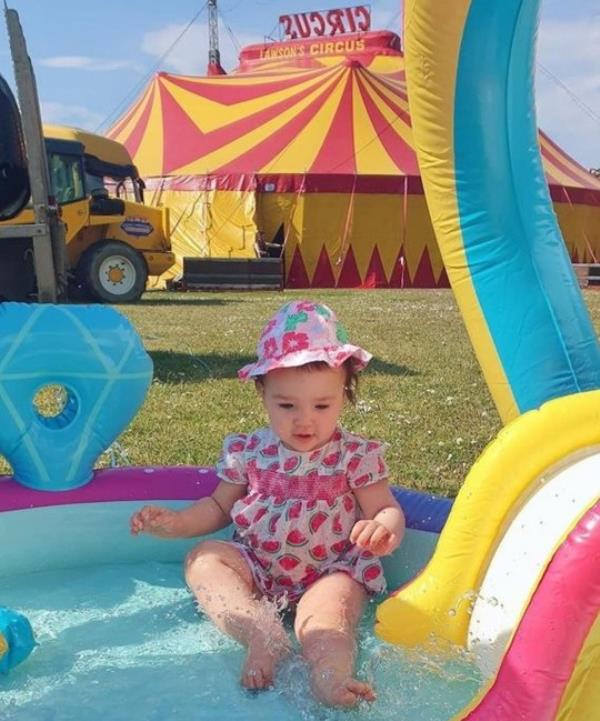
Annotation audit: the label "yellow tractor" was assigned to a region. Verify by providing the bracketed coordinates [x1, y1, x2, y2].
[0, 124, 174, 303]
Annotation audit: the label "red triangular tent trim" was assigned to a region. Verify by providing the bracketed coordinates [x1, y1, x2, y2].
[311, 246, 336, 287]
[363, 245, 388, 288]
[337, 246, 362, 288]
[286, 246, 310, 288]
[437, 266, 451, 288]
[412, 248, 437, 288]
[388, 247, 407, 288]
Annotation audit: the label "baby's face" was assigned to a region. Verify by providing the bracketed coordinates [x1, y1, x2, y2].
[260, 365, 346, 452]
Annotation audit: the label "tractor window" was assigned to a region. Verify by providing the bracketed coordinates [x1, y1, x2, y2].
[48, 152, 85, 204]
[85, 172, 106, 195]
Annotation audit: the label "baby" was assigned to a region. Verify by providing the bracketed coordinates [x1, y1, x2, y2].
[130, 300, 405, 707]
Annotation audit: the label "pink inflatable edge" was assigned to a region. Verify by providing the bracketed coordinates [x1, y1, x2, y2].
[0, 466, 220, 512]
[464, 500, 600, 721]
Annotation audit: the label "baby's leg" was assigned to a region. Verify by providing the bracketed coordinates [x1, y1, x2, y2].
[294, 571, 374, 707]
[185, 540, 290, 689]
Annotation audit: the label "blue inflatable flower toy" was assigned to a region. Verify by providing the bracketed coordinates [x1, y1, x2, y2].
[0, 607, 36, 674]
[0, 303, 153, 491]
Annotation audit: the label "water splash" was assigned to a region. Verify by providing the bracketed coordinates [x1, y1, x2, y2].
[1, 564, 482, 721]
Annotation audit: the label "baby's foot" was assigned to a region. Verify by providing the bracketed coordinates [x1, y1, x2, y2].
[241, 635, 289, 690]
[311, 667, 376, 707]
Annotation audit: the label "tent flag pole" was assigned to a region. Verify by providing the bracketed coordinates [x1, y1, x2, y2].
[336, 174, 357, 282]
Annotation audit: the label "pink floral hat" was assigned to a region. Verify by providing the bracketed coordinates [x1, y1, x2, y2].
[238, 300, 372, 380]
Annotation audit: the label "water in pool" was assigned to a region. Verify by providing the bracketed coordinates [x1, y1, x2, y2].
[1, 561, 482, 721]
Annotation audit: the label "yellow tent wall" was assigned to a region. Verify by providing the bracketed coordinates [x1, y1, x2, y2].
[145, 182, 599, 288]
[145, 180, 258, 283]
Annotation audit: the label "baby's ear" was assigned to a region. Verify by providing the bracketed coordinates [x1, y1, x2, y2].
[254, 378, 265, 399]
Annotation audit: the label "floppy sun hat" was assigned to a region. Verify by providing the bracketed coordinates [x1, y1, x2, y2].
[238, 300, 372, 380]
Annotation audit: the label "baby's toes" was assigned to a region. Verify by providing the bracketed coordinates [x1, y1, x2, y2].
[241, 652, 274, 690]
[346, 679, 376, 702]
[242, 666, 264, 689]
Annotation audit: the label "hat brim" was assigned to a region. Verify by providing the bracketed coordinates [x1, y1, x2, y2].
[238, 345, 372, 381]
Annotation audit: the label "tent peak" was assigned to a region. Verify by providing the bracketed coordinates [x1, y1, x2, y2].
[343, 58, 363, 69]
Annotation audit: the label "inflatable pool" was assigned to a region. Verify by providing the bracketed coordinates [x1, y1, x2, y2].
[2, 419, 598, 720]
[1, 469, 481, 721]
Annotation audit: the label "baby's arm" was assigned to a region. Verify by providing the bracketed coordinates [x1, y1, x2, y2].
[350, 481, 406, 556]
[130, 480, 246, 539]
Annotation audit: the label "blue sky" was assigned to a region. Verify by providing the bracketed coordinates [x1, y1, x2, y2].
[0, 0, 598, 168]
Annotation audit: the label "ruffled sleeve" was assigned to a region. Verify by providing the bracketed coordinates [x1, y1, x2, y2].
[346, 439, 389, 489]
[215, 433, 249, 486]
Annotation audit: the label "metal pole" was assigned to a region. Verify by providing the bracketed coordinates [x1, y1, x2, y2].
[4, 5, 66, 301]
[208, 0, 221, 66]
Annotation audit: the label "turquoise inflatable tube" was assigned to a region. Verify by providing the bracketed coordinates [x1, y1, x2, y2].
[456, 0, 600, 414]
[404, 0, 600, 423]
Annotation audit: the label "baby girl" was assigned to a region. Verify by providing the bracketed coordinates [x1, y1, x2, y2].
[130, 300, 405, 707]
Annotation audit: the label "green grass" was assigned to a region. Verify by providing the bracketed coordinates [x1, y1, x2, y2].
[3, 289, 600, 498]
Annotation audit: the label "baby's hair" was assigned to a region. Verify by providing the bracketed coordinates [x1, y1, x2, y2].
[254, 358, 360, 404]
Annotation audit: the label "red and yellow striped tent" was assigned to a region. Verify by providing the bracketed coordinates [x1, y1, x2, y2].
[108, 31, 600, 288]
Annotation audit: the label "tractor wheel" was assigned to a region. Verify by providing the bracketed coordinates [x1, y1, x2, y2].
[78, 241, 148, 304]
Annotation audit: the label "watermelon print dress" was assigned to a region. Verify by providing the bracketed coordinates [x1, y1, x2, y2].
[215, 427, 389, 605]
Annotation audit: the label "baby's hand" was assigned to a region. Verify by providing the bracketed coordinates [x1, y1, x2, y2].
[129, 505, 182, 538]
[350, 519, 398, 556]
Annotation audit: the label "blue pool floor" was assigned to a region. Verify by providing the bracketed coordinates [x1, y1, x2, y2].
[1, 561, 481, 721]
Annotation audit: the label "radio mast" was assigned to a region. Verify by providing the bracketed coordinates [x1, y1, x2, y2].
[207, 0, 226, 75]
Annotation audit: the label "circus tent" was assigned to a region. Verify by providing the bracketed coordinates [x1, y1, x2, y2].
[107, 31, 600, 288]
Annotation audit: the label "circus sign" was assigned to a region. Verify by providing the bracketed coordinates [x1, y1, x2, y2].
[279, 5, 371, 40]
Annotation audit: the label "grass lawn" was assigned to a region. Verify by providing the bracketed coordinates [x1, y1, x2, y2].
[4, 289, 600, 498]
[98, 288, 600, 498]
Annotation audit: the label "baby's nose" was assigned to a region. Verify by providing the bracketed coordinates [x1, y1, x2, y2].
[294, 408, 313, 425]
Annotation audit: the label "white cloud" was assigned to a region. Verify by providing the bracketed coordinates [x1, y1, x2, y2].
[40, 100, 104, 131]
[536, 17, 600, 168]
[141, 21, 263, 75]
[40, 55, 142, 72]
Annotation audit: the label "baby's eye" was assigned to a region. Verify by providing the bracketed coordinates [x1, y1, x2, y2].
[278, 403, 294, 410]
[315, 404, 330, 410]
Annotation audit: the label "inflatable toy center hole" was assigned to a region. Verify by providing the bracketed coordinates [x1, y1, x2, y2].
[33, 384, 78, 429]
